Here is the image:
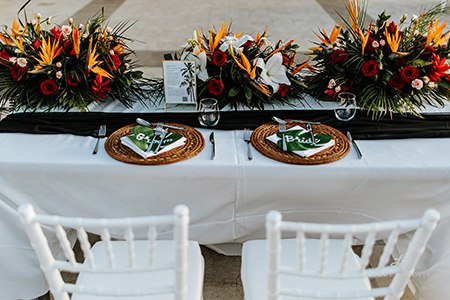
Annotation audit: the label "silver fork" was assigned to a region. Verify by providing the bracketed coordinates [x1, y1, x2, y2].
[279, 122, 287, 151]
[244, 128, 253, 160]
[147, 123, 163, 152]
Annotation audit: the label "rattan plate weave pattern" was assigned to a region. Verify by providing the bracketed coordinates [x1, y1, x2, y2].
[105, 123, 204, 165]
[251, 121, 350, 165]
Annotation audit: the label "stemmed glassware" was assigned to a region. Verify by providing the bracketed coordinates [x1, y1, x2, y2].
[198, 98, 220, 126]
[334, 92, 357, 121]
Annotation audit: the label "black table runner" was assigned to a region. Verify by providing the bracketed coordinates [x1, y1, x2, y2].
[1, 110, 450, 140]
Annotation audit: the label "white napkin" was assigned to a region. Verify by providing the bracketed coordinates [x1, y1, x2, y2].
[121, 135, 186, 159]
[266, 125, 335, 157]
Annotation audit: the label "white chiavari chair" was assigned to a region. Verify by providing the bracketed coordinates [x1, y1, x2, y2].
[19, 204, 204, 300]
[241, 209, 440, 300]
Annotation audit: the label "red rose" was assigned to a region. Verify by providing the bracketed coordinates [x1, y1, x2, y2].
[63, 41, 75, 56]
[31, 39, 41, 50]
[108, 54, 121, 69]
[400, 66, 419, 83]
[40, 79, 58, 95]
[0, 50, 10, 66]
[362, 60, 378, 77]
[10, 64, 27, 81]
[207, 79, 224, 95]
[211, 51, 227, 67]
[66, 73, 81, 86]
[389, 74, 406, 90]
[365, 38, 377, 54]
[329, 49, 348, 64]
[397, 57, 406, 65]
[276, 84, 289, 97]
[388, 22, 398, 34]
[341, 80, 354, 93]
[324, 88, 338, 98]
[241, 40, 254, 48]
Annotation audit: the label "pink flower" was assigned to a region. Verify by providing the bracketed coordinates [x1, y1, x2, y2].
[334, 86, 341, 93]
[56, 62, 62, 68]
[411, 78, 423, 90]
[328, 79, 336, 89]
[56, 71, 62, 79]
[61, 25, 72, 36]
[379, 39, 386, 46]
[372, 40, 379, 48]
[428, 82, 435, 88]
[17, 58, 27, 68]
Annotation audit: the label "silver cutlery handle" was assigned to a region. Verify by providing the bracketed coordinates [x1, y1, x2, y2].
[282, 133, 287, 151]
[353, 141, 363, 159]
[211, 142, 215, 160]
[154, 130, 167, 153]
[247, 142, 253, 160]
[92, 138, 100, 154]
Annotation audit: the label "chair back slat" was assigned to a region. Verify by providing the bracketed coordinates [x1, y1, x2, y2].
[18, 204, 192, 300]
[76, 226, 96, 269]
[147, 225, 157, 266]
[124, 224, 135, 268]
[377, 227, 400, 270]
[319, 232, 329, 274]
[359, 230, 376, 271]
[265, 209, 440, 300]
[100, 226, 115, 269]
[296, 230, 306, 272]
[54, 224, 77, 266]
[339, 232, 353, 274]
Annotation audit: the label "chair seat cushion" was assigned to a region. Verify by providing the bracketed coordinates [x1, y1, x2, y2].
[241, 238, 373, 300]
[72, 240, 204, 300]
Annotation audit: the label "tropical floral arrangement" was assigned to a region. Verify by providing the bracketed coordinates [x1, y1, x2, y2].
[303, 0, 450, 117]
[0, 3, 154, 112]
[165, 21, 307, 110]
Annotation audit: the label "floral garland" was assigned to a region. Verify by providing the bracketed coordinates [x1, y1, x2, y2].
[0, 5, 156, 113]
[303, 0, 450, 117]
[166, 21, 307, 110]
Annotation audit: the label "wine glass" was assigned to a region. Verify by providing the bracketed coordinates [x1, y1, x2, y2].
[198, 98, 220, 126]
[334, 92, 357, 121]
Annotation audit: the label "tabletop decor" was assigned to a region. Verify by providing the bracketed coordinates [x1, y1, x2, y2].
[251, 121, 350, 165]
[105, 122, 204, 165]
[0, 3, 155, 112]
[303, 0, 450, 117]
[164, 21, 307, 110]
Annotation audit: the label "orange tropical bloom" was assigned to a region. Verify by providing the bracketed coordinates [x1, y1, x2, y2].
[72, 27, 81, 58]
[384, 23, 401, 53]
[311, 23, 343, 50]
[255, 27, 269, 47]
[290, 61, 312, 76]
[426, 18, 450, 47]
[87, 41, 113, 78]
[33, 37, 63, 69]
[232, 49, 256, 79]
[348, 0, 358, 32]
[209, 21, 229, 53]
[357, 23, 372, 54]
[268, 40, 294, 58]
[428, 53, 450, 81]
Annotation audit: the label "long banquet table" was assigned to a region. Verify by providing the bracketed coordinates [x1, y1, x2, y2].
[1, 99, 450, 300]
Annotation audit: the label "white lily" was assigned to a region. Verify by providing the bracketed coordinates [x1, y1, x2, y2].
[181, 50, 209, 82]
[255, 52, 290, 93]
[219, 34, 254, 52]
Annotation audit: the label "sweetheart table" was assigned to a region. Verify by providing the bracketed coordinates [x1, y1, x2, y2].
[1, 98, 450, 300]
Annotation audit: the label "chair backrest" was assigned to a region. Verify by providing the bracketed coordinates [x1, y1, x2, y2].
[18, 204, 191, 300]
[265, 209, 440, 300]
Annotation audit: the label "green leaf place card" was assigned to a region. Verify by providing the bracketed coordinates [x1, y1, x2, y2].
[266, 125, 335, 157]
[120, 125, 186, 158]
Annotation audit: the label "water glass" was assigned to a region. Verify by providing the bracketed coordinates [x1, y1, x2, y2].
[334, 92, 357, 121]
[198, 98, 220, 126]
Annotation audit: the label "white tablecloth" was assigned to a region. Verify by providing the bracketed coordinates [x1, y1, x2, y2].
[1, 99, 450, 299]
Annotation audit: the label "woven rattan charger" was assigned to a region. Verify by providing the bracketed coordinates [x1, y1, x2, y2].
[251, 120, 350, 165]
[105, 122, 204, 165]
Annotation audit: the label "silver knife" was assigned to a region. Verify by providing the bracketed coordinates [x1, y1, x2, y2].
[209, 131, 215, 160]
[347, 131, 363, 159]
[306, 123, 316, 146]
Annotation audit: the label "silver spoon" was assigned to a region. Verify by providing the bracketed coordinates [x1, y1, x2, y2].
[136, 118, 184, 130]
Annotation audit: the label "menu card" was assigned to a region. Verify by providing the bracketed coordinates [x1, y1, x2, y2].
[121, 125, 186, 158]
[266, 125, 335, 157]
